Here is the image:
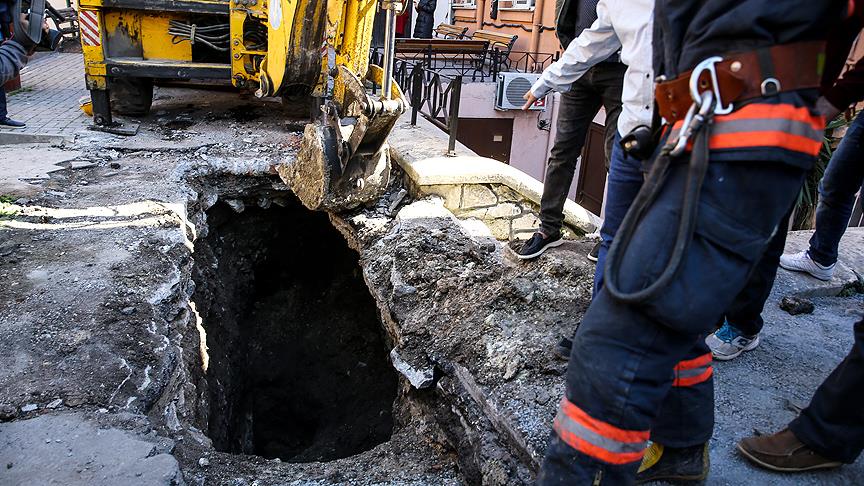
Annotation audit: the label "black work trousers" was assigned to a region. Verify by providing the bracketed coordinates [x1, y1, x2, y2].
[790, 317, 864, 463]
[539, 61, 625, 237]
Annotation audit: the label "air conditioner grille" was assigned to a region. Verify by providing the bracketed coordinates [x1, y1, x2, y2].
[505, 77, 532, 107]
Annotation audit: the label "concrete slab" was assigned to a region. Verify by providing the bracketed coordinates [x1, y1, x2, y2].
[0, 144, 83, 196]
[0, 414, 183, 486]
[776, 228, 864, 297]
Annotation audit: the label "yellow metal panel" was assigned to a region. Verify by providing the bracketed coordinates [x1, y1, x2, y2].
[326, 0, 377, 103]
[141, 15, 192, 60]
[80, 8, 106, 90]
[103, 10, 143, 56]
[259, 0, 296, 94]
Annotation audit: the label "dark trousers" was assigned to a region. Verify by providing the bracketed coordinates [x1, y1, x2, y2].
[539, 161, 807, 485]
[593, 147, 795, 335]
[0, 29, 6, 119]
[808, 112, 864, 267]
[539, 61, 625, 237]
[791, 317, 864, 463]
[723, 211, 791, 335]
[0, 86, 6, 119]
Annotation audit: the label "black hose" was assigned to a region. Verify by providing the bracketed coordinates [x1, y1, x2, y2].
[603, 118, 712, 304]
[167, 20, 230, 51]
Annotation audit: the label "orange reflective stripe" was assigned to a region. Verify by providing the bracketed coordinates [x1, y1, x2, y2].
[709, 131, 823, 156]
[665, 103, 825, 156]
[553, 417, 648, 465]
[560, 398, 651, 443]
[553, 398, 649, 465]
[675, 353, 712, 370]
[674, 367, 714, 387]
[673, 353, 713, 387]
[717, 103, 825, 132]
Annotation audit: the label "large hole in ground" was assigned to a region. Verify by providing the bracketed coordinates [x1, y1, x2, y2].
[192, 197, 398, 462]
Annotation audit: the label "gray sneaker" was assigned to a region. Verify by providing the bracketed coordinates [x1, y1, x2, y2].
[705, 321, 760, 361]
[779, 250, 834, 281]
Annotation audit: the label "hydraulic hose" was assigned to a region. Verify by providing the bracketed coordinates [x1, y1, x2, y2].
[603, 96, 714, 304]
[168, 21, 230, 51]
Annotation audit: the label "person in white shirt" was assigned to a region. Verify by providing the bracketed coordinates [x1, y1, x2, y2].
[523, 0, 654, 295]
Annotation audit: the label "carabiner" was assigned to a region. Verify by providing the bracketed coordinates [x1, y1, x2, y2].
[689, 56, 734, 116]
[669, 91, 715, 157]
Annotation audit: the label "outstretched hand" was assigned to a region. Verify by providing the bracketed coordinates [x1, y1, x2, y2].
[522, 91, 538, 111]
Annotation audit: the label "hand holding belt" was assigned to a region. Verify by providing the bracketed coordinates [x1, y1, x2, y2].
[655, 41, 826, 124]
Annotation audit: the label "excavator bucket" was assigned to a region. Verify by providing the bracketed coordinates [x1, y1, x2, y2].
[276, 0, 407, 212]
[279, 65, 405, 211]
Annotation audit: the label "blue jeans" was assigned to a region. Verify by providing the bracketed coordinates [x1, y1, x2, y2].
[593, 131, 644, 295]
[808, 112, 864, 267]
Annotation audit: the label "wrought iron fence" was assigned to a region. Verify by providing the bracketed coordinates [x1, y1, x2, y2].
[506, 51, 559, 74]
[370, 55, 463, 154]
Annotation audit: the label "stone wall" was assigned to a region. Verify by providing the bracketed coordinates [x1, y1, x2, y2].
[389, 116, 599, 242]
[416, 182, 582, 241]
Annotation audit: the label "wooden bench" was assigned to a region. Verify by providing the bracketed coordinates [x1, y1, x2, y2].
[394, 38, 490, 79]
[395, 38, 488, 55]
[434, 23, 469, 39]
[470, 30, 518, 53]
[470, 30, 518, 70]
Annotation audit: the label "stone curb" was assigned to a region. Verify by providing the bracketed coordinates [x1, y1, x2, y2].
[388, 116, 599, 235]
[0, 131, 74, 145]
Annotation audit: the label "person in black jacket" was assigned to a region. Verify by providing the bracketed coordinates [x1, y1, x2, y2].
[412, 0, 435, 39]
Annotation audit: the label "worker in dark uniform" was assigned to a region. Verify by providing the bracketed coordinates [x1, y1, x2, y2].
[538, 1, 848, 484]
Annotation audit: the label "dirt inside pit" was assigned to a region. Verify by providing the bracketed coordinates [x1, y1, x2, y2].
[190, 197, 399, 463]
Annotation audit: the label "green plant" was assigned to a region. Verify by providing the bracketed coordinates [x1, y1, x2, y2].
[792, 115, 853, 230]
[0, 195, 18, 219]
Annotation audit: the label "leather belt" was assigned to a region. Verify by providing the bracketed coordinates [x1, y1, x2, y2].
[655, 41, 826, 124]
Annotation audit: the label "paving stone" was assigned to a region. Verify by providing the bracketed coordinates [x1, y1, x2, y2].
[2, 53, 90, 138]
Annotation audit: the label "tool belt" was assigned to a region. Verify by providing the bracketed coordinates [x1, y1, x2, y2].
[655, 41, 825, 124]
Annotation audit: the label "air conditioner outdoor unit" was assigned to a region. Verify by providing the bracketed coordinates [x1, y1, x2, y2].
[496, 72, 546, 111]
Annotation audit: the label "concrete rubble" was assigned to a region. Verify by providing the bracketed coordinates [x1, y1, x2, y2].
[0, 86, 862, 486]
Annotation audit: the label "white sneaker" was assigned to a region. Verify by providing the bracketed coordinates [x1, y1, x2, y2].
[705, 322, 760, 361]
[779, 250, 835, 281]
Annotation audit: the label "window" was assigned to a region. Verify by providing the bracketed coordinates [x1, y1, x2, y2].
[451, 0, 477, 8]
[498, 0, 535, 10]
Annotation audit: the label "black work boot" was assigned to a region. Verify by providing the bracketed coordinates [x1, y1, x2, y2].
[636, 442, 709, 484]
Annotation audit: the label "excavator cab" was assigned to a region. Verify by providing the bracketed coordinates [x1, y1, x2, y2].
[78, 0, 406, 210]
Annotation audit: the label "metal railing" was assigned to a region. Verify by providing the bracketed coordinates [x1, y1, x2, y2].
[374, 46, 559, 80]
[506, 50, 559, 74]
[371, 56, 463, 155]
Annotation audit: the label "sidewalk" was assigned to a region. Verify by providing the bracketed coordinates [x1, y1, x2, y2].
[2, 53, 90, 138]
[704, 228, 864, 485]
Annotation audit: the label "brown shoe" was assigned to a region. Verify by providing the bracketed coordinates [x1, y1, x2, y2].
[737, 428, 843, 472]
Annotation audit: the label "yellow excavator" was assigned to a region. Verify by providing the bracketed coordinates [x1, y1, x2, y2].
[77, 0, 406, 210]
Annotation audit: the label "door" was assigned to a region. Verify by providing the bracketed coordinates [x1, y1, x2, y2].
[454, 117, 513, 163]
[575, 122, 607, 216]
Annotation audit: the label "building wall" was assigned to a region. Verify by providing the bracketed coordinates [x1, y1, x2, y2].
[452, 1, 562, 56]
[456, 82, 607, 206]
